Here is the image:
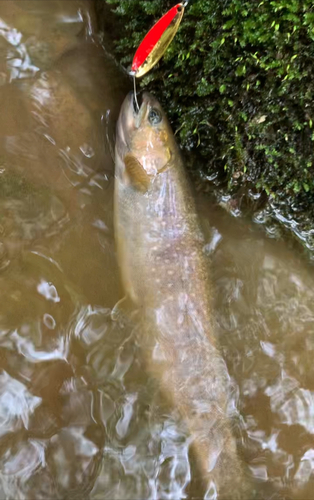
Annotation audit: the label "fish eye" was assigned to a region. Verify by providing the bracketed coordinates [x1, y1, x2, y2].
[148, 107, 162, 125]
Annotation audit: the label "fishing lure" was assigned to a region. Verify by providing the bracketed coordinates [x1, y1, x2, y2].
[131, 1, 189, 79]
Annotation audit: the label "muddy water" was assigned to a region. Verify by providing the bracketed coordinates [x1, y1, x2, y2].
[0, 1, 313, 499]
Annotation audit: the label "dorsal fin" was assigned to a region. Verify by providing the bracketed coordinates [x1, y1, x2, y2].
[124, 153, 150, 192]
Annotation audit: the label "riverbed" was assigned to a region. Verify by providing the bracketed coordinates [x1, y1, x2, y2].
[0, 1, 313, 499]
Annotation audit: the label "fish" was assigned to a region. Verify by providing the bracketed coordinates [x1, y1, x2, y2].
[114, 91, 249, 498]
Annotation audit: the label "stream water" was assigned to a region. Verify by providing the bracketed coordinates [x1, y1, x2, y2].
[0, 1, 313, 499]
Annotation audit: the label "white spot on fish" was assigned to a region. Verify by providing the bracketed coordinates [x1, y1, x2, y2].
[167, 270, 174, 276]
[168, 283, 173, 289]
[178, 313, 185, 326]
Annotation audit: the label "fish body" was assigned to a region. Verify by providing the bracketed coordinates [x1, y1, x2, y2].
[114, 92, 247, 498]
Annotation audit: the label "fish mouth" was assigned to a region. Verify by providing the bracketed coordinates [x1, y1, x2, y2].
[116, 91, 148, 151]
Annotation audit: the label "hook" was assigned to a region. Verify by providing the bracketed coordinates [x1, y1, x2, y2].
[133, 75, 140, 113]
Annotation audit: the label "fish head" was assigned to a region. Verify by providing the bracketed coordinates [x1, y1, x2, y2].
[116, 91, 177, 184]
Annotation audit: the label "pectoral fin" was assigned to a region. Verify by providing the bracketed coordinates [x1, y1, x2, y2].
[124, 153, 150, 192]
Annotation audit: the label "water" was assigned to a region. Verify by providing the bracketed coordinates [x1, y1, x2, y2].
[0, 1, 313, 499]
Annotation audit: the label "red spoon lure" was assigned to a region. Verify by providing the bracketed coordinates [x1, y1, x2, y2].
[131, 2, 188, 79]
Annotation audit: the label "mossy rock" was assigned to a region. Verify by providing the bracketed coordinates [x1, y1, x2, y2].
[96, 0, 314, 250]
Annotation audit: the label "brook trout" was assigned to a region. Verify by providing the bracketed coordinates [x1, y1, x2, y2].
[114, 92, 247, 498]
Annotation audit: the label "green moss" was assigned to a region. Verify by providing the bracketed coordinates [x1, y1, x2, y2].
[98, 0, 314, 215]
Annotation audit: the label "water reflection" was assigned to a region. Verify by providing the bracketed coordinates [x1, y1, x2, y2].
[0, 0, 313, 498]
[0, 17, 39, 82]
[206, 206, 314, 498]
